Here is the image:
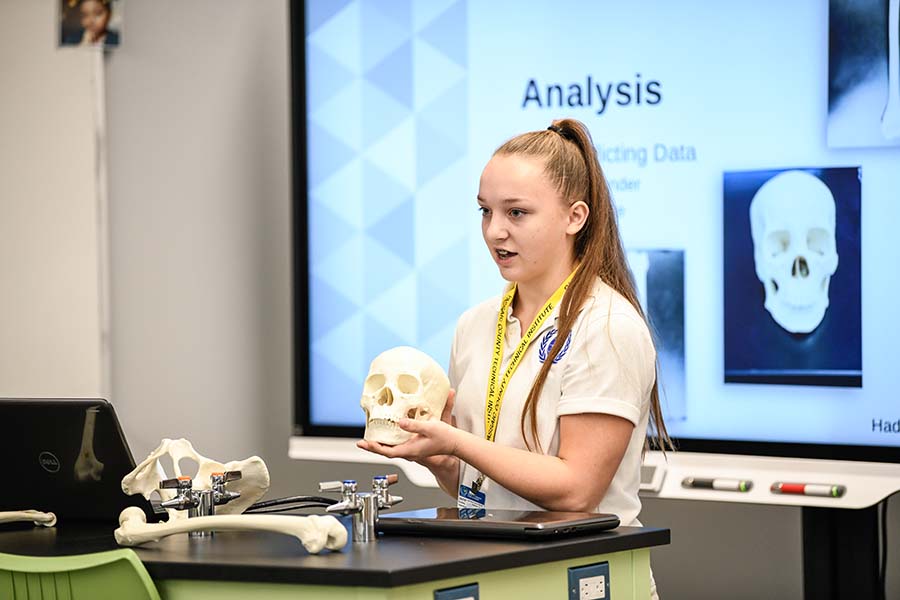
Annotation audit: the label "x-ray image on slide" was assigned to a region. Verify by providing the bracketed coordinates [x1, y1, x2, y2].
[723, 167, 861, 387]
[828, 0, 900, 147]
[627, 249, 686, 422]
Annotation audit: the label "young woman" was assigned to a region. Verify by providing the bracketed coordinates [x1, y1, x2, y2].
[358, 117, 670, 561]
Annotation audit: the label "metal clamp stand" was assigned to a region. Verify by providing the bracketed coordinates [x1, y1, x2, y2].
[319, 475, 402, 542]
[159, 471, 242, 538]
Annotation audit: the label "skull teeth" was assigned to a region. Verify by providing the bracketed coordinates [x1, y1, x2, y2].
[368, 418, 400, 428]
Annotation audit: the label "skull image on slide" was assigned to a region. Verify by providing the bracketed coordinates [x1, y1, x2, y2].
[360, 346, 450, 445]
[749, 170, 839, 334]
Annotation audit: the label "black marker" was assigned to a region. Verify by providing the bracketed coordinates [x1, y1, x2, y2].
[682, 477, 752, 492]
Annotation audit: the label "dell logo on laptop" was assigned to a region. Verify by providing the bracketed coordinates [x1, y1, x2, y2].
[38, 451, 60, 473]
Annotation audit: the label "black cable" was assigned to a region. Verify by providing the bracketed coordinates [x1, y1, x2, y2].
[881, 496, 889, 600]
[244, 503, 333, 515]
[247, 495, 337, 511]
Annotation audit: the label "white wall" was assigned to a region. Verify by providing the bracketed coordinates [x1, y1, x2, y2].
[3, 2, 898, 599]
[105, 0, 292, 466]
[0, 0, 102, 396]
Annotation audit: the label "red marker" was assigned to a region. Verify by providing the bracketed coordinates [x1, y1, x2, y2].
[771, 482, 845, 498]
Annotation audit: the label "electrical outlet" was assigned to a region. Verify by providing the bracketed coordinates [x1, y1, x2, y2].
[434, 582, 479, 600]
[580, 574, 606, 599]
[567, 561, 610, 600]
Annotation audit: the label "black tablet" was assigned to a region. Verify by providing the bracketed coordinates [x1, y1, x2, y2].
[376, 507, 619, 540]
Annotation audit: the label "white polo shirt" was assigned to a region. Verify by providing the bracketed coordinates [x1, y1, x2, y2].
[448, 276, 656, 527]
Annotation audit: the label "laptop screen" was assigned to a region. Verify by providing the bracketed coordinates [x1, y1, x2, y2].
[0, 398, 159, 524]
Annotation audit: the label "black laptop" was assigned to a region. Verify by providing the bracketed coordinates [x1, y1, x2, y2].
[376, 507, 619, 540]
[0, 398, 164, 524]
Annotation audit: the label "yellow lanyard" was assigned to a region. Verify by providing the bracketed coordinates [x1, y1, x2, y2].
[471, 268, 577, 493]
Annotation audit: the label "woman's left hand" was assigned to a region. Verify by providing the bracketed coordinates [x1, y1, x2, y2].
[356, 418, 461, 462]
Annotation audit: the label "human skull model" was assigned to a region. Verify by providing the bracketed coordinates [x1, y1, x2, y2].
[749, 170, 839, 333]
[360, 346, 450, 445]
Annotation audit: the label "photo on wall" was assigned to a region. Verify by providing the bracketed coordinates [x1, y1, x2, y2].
[626, 249, 686, 422]
[723, 167, 862, 387]
[59, 0, 121, 48]
[827, 0, 900, 148]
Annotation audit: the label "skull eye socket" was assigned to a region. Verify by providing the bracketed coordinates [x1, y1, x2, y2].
[363, 373, 386, 394]
[807, 227, 829, 256]
[397, 374, 421, 395]
[765, 230, 790, 258]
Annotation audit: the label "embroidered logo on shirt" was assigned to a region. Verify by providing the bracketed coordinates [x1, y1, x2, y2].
[538, 328, 571, 363]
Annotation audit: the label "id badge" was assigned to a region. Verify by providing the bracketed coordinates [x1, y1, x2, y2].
[458, 483, 486, 509]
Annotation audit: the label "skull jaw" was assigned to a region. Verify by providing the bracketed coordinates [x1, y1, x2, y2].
[764, 296, 829, 334]
[364, 418, 413, 445]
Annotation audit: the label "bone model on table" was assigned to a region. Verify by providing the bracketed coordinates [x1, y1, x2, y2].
[122, 438, 270, 521]
[0, 510, 57, 527]
[116, 438, 346, 553]
[114, 506, 347, 554]
[749, 170, 838, 334]
[360, 346, 451, 445]
[883, 0, 900, 139]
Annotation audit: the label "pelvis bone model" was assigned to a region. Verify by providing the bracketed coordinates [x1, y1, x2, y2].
[116, 438, 347, 553]
[360, 346, 450, 445]
[121, 438, 270, 520]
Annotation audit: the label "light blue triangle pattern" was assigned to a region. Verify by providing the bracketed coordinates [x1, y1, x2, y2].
[363, 236, 413, 300]
[307, 1, 361, 76]
[311, 80, 363, 152]
[416, 117, 465, 186]
[418, 320, 456, 372]
[419, 79, 467, 153]
[310, 274, 359, 342]
[366, 40, 413, 109]
[412, 0, 458, 33]
[306, 45, 355, 113]
[419, 0, 467, 68]
[312, 235, 364, 306]
[306, 0, 469, 426]
[307, 124, 357, 188]
[365, 273, 417, 344]
[308, 200, 357, 265]
[417, 275, 468, 343]
[360, 80, 411, 148]
[364, 317, 412, 371]
[370, 0, 412, 33]
[306, 0, 353, 36]
[311, 349, 365, 426]
[368, 197, 415, 268]
[311, 158, 363, 230]
[312, 311, 366, 384]
[420, 238, 469, 307]
[364, 117, 416, 191]
[412, 37, 465, 111]
[362, 160, 411, 228]
[360, 0, 411, 72]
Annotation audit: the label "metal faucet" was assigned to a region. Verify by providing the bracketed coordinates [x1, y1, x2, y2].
[319, 474, 402, 542]
[159, 470, 242, 538]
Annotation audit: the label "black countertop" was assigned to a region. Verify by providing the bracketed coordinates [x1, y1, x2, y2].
[0, 518, 669, 587]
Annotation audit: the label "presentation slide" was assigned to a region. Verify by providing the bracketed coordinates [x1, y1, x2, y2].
[302, 0, 900, 451]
